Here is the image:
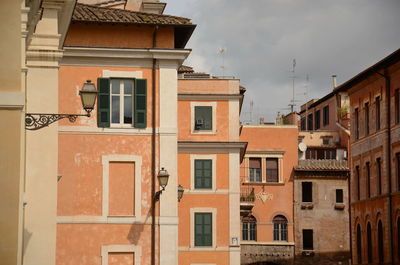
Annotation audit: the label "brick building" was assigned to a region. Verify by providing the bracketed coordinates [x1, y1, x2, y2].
[335, 48, 400, 265]
[295, 82, 351, 264]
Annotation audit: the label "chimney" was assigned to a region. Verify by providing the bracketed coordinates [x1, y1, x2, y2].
[332, 75, 337, 89]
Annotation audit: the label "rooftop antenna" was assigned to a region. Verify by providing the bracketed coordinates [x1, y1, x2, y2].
[289, 59, 296, 113]
[249, 100, 254, 124]
[219, 48, 226, 77]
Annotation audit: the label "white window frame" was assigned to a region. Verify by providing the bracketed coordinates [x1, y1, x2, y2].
[191, 102, 217, 134]
[102, 155, 142, 221]
[190, 208, 217, 249]
[101, 245, 141, 265]
[110, 79, 134, 128]
[245, 153, 284, 184]
[190, 154, 217, 191]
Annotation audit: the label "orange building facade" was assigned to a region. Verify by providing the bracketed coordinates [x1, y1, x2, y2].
[336, 49, 400, 265]
[56, 2, 246, 265]
[239, 125, 298, 265]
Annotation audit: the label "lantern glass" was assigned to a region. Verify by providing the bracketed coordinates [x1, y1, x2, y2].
[157, 168, 169, 190]
[178, 184, 184, 201]
[79, 80, 97, 113]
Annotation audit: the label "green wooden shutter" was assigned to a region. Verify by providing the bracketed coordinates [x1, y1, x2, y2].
[97, 78, 110, 127]
[134, 79, 147, 128]
[194, 213, 212, 246]
[194, 160, 212, 189]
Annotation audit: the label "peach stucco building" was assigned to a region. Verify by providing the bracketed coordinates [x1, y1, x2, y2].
[55, 1, 246, 265]
[239, 125, 298, 265]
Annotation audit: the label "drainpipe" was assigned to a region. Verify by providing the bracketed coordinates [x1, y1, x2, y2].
[151, 25, 159, 265]
[376, 69, 394, 264]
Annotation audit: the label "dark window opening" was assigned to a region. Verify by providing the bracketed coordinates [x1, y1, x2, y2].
[357, 224, 362, 264]
[266, 158, 279, 183]
[249, 158, 261, 182]
[367, 222, 372, 263]
[355, 108, 359, 140]
[302, 229, 313, 250]
[397, 153, 400, 191]
[305, 148, 336, 160]
[194, 106, 212, 130]
[378, 220, 384, 263]
[301, 117, 306, 131]
[307, 113, 313, 131]
[377, 158, 382, 196]
[302, 182, 312, 202]
[376, 96, 381, 130]
[395, 88, 400, 124]
[336, 189, 343, 203]
[356, 166, 360, 201]
[315, 110, 321, 130]
[366, 162, 371, 199]
[323, 105, 329, 126]
[365, 102, 370, 136]
[273, 215, 288, 241]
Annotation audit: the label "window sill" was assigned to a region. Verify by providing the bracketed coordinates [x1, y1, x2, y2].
[302, 250, 315, 256]
[300, 203, 314, 210]
[243, 182, 284, 186]
[334, 203, 345, 210]
[191, 130, 216, 135]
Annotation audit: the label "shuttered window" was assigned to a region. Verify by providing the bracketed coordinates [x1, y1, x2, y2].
[97, 77, 147, 128]
[194, 106, 212, 130]
[195, 160, 212, 189]
[266, 158, 278, 182]
[195, 213, 212, 246]
[249, 158, 261, 182]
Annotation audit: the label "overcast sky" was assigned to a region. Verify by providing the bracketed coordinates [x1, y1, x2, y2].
[164, 0, 400, 122]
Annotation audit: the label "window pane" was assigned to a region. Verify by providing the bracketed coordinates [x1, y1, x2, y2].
[124, 80, 133, 95]
[195, 160, 212, 189]
[124, 96, 132, 124]
[111, 79, 120, 94]
[336, 189, 343, 203]
[112, 96, 120, 123]
[195, 106, 212, 130]
[266, 158, 278, 182]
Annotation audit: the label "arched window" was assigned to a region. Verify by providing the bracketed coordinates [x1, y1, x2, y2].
[367, 222, 372, 263]
[397, 217, 400, 263]
[378, 220, 384, 263]
[242, 216, 256, 241]
[273, 215, 288, 241]
[357, 224, 362, 264]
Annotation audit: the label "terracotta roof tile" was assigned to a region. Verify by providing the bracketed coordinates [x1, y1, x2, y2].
[178, 65, 194, 73]
[295, 159, 349, 171]
[73, 3, 193, 26]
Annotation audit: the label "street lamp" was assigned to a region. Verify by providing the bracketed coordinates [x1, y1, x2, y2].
[25, 80, 98, 130]
[178, 184, 184, 202]
[154, 167, 169, 201]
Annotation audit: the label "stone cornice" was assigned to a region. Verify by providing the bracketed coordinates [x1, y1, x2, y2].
[178, 93, 242, 100]
[61, 47, 191, 67]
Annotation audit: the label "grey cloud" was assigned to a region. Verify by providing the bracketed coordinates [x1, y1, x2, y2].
[165, 0, 400, 122]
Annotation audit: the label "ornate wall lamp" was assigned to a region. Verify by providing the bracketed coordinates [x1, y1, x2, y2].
[154, 168, 170, 201]
[25, 80, 98, 130]
[178, 184, 184, 202]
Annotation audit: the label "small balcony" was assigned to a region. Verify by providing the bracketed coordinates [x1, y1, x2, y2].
[240, 187, 255, 216]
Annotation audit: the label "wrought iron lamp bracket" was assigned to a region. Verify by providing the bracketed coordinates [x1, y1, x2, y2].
[25, 113, 90, 130]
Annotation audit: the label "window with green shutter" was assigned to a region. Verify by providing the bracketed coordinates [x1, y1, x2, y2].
[195, 159, 212, 189]
[194, 213, 212, 247]
[96, 77, 147, 128]
[194, 106, 212, 130]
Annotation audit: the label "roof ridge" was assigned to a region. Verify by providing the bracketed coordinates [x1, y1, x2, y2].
[75, 3, 192, 23]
